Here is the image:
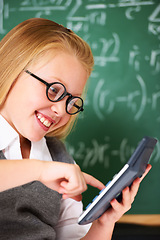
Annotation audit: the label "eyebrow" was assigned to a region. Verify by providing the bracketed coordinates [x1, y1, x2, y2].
[26, 70, 83, 97]
[46, 75, 83, 96]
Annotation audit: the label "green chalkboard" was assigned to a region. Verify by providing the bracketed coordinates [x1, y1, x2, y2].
[1, 0, 160, 214]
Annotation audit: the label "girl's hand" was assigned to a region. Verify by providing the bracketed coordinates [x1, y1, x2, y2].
[97, 164, 152, 225]
[0, 159, 104, 197]
[39, 161, 105, 201]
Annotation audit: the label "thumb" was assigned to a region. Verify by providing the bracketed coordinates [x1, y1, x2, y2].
[61, 193, 82, 201]
[70, 194, 82, 201]
[139, 164, 152, 182]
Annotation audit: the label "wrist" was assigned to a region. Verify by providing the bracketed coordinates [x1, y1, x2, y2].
[36, 160, 48, 183]
[96, 217, 115, 229]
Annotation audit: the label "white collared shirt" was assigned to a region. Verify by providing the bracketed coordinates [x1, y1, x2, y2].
[0, 114, 91, 239]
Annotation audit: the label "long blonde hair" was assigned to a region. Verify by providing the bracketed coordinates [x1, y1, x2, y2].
[0, 18, 94, 139]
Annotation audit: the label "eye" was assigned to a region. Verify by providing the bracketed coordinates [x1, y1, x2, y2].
[67, 97, 83, 114]
[48, 83, 65, 101]
[50, 86, 58, 94]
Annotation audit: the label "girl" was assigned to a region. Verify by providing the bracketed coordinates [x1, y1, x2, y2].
[0, 18, 151, 239]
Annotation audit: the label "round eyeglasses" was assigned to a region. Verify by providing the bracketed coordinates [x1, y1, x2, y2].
[25, 70, 84, 115]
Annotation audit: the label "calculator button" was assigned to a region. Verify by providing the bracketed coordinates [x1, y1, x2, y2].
[99, 188, 105, 194]
[85, 203, 91, 209]
[106, 181, 111, 187]
[92, 195, 98, 202]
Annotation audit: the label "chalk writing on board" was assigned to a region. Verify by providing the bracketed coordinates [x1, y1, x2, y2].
[129, 45, 160, 74]
[86, 1, 154, 10]
[66, 137, 160, 169]
[85, 0, 154, 23]
[125, 5, 141, 20]
[0, 0, 6, 34]
[129, 45, 141, 72]
[0, 0, 74, 33]
[148, 4, 160, 40]
[84, 33, 120, 66]
[20, 0, 72, 9]
[0, 0, 156, 34]
[150, 48, 160, 74]
[92, 75, 160, 121]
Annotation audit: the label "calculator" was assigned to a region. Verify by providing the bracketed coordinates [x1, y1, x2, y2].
[78, 136, 157, 225]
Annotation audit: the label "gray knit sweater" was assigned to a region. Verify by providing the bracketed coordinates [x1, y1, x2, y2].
[0, 137, 74, 240]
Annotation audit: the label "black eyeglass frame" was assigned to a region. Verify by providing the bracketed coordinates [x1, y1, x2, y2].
[25, 70, 84, 115]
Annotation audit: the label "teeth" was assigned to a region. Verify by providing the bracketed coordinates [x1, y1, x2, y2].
[36, 113, 52, 128]
[43, 120, 51, 127]
[40, 117, 45, 123]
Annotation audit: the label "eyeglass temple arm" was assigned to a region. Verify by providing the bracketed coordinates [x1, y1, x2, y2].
[25, 70, 50, 87]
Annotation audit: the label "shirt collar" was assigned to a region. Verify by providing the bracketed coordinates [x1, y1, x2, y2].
[0, 114, 52, 162]
[0, 114, 19, 151]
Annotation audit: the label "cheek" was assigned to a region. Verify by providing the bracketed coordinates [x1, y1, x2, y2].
[50, 114, 71, 133]
[20, 88, 47, 114]
[58, 114, 71, 129]
[61, 114, 71, 125]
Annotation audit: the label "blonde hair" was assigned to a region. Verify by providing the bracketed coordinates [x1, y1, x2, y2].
[0, 18, 94, 139]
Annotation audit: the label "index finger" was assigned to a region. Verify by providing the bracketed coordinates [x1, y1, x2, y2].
[83, 172, 105, 190]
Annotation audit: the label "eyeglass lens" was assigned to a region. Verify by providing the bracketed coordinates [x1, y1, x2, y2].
[47, 83, 83, 114]
[48, 83, 65, 101]
[66, 97, 83, 114]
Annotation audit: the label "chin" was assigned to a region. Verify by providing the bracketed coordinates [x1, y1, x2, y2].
[27, 134, 44, 142]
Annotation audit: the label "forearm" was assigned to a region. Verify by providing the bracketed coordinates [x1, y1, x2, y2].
[81, 220, 115, 240]
[0, 160, 102, 200]
[0, 159, 42, 191]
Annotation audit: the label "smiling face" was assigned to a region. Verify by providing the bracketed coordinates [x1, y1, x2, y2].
[0, 51, 88, 142]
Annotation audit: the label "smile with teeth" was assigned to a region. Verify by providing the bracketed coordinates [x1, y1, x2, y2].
[36, 112, 53, 128]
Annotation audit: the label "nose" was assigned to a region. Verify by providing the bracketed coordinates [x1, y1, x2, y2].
[50, 98, 67, 116]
